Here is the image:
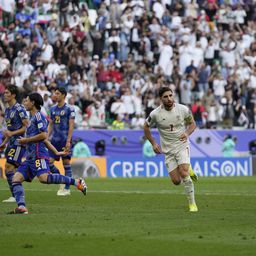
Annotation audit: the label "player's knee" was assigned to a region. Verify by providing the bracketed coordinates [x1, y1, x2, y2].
[180, 171, 189, 179]
[62, 159, 70, 165]
[12, 173, 23, 183]
[172, 179, 181, 185]
[38, 174, 48, 183]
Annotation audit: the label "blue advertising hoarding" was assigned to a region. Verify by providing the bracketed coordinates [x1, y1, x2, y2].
[107, 156, 252, 177]
[191, 157, 252, 177]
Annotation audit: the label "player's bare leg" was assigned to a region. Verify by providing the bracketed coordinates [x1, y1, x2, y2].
[169, 168, 182, 185]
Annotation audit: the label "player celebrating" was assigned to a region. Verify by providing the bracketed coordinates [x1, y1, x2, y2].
[48, 87, 75, 196]
[0, 85, 29, 203]
[144, 87, 198, 212]
[8, 92, 87, 214]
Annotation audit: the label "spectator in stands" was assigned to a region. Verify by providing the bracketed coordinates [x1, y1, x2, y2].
[142, 135, 156, 158]
[191, 99, 206, 128]
[72, 138, 92, 158]
[1, 0, 256, 131]
[131, 113, 144, 129]
[222, 134, 237, 157]
[112, 114, 125, 130]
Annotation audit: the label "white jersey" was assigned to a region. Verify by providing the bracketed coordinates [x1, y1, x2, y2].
[146, 103, 191, 154]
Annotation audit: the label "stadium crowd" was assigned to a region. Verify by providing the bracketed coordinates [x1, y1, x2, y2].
[0, 0, 256, 130]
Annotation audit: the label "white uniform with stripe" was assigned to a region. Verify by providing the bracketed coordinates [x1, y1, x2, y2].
[146, 103, 191, 172]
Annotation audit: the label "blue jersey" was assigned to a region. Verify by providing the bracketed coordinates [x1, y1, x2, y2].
[4, 102, 28, 144]
[26, 112, 49, 160]
[50, 103, 75, 143]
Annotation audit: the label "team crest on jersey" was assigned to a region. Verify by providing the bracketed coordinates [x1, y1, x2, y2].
[10, 112, 15, 118]
[60, 110, 65, 116]
[38, 123, 43, 129]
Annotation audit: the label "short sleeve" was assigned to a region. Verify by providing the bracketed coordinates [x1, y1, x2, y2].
[36, 113, 48, 132]
[69, 106, 75, 120]
[145, 111, 156, 127]
[183, 105, 193, 124]
[17, 106, 28, 120]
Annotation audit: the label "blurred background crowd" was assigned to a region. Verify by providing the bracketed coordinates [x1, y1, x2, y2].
[0, 0, 256, 130]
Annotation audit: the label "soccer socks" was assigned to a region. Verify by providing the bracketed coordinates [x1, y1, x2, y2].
[12, 182, 26, 208]
[6, 171, 15, 197]
[183, 176, 196, 205]
[64, 165, 72, 190]
[49, 163, 60, 174]
[47, 173, 75, 185]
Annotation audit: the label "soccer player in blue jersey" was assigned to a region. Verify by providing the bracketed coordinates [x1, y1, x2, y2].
[0, 85, 29, 203]
[8, 92, 87, 214]
[48, 87, 75, 196]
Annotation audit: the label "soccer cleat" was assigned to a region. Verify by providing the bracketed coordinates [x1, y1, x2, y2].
[8, 207, 28, 214]
[57, 184, 65, 196]
[189, 166, 198, 182]
[2, 196, 16, 203]
[77, 178, 87, 195]
[57, 189, 71, 196]
[189, 204, 198, 212]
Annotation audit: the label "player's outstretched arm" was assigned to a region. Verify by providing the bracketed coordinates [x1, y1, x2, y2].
[18, 132, 47, 144]
[44, 139, 69, 156]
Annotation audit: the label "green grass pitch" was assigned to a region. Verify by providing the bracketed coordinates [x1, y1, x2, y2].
[1, 177, 256, 256]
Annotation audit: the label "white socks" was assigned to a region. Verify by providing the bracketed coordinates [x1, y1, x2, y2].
[183, 176, 196, 205]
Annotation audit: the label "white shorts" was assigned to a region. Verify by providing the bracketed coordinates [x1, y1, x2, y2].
[165, 146, 190, 173]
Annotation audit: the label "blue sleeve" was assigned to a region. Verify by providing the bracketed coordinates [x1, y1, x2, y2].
[17, 106, 28, 120]
[69, 106, 75, 120]
[36, 114, 48, 133]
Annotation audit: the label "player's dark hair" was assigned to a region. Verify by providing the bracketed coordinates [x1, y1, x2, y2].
[158, 87, 173, 97]
[55, 87, 67, 97]
[28, 92, 44, 110]
[6, 85, 19, 98]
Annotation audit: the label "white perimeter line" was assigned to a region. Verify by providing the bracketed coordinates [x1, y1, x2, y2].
[0, 188, 255, 196]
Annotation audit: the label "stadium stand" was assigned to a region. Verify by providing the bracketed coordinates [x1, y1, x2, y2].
[0, 0, 256, 130]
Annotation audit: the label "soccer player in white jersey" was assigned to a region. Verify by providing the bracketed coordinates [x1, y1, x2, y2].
[144, 87, 198, 212]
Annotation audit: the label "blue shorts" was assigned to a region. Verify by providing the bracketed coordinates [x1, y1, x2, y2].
[48, 140, 72, 161]
[16, 158, 50, 182]
[5, 143, 26, 167]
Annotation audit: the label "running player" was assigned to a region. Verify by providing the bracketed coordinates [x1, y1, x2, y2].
[0, 85, 29, 203]
[8, 92, 87, 214]
[144, 87, 198, 212]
